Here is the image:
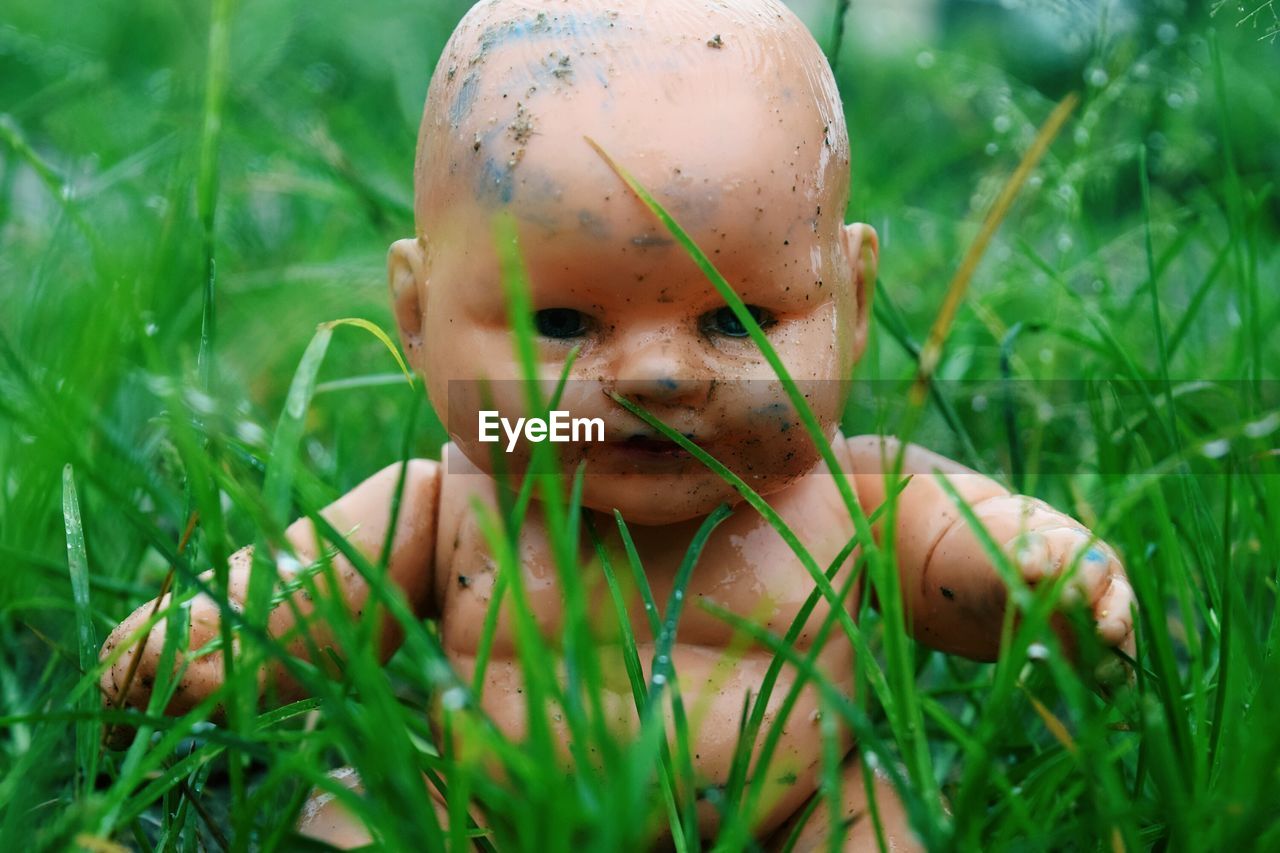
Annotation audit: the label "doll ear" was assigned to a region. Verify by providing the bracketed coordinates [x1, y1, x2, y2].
[842, 222, 878, 364]
[388, 237, 428, 371]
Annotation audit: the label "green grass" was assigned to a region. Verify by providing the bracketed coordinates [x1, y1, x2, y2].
[2, 0, 1279, 850]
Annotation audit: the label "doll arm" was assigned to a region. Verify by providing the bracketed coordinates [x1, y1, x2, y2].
[99, 460, 440, 726]
[845, 436, 1134, 661]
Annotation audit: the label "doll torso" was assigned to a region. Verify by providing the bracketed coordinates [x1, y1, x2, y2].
[429, 441, 863, 834]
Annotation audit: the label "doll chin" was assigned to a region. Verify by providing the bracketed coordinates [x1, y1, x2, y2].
[580, 479, 736, 526]
[577, 469, 806, 527]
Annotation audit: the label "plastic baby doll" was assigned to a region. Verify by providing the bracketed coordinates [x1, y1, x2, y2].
[100, 0, 1136, 847]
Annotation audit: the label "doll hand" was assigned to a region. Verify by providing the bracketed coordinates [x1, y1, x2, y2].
[1004, 511, 1136, 653]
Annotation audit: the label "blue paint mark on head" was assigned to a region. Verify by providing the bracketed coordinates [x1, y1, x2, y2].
[658, 377, 679, 391]
[450, 73, 480, 128]
[477, 158, 516, 205]
[1086, 548, 1105, 563]
[476, 10, 606, 54]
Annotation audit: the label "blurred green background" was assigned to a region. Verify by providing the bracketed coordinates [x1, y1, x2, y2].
[1, 0, 1274, 497]
[1, 0, 1278, 847]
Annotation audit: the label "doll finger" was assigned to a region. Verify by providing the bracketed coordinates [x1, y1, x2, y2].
[1070, 539, 1113, 605]
[1093, 574, 1136, 647]
[1036, 527, 1098, 605]
[1009, 531, 1051, 583]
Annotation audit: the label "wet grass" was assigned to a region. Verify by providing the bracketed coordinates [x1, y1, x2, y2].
[1, 0, 1279, 850]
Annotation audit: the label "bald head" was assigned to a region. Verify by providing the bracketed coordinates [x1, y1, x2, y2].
[413, 0, 850, 240]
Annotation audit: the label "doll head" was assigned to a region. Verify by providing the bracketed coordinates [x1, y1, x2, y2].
[389, 0, 877, 525]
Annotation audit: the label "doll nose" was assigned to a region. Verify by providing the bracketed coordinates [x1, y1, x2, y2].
[612, 340, 712, 407]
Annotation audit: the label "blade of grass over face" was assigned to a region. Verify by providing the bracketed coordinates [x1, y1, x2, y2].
[588, 136, 952, 835]
[585, 137, 874, 541]
[490, 212, 632, 842]
[492, 215, 592, 738]
[62, 464, 99, 801]
[488, 212, 586, 768]
[584, 148, 882, 599]
[589, 137, 958, 827]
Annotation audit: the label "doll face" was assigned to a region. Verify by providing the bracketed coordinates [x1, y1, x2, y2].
[390, 0, 877, 524]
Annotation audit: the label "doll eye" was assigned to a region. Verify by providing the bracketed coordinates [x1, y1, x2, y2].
[700, 305, 774, 339]
[534, 308, 589, 339]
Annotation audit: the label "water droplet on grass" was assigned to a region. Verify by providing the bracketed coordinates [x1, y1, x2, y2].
[236, 421, 267, 445]
[1244, 413, 1280, 438]
[1202, 439, 1230, 459]
[442, 686, 467, 710]
[184, 389, 216, 415]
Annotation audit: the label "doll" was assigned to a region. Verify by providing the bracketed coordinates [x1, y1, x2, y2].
[101, 0, 1135, 847]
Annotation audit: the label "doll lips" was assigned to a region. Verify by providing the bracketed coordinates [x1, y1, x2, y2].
[621, 434, 690, 455]
[600, 433, 700, 468]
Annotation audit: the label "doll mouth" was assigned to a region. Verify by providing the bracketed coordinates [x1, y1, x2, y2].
[604, 432, 701, 462]
[622, 433, 692, 455]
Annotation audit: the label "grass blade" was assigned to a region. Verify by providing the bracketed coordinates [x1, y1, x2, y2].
[62, 464, 99, 800]
[912, 93, 1079, 394]
[321, 317, 415, 387]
